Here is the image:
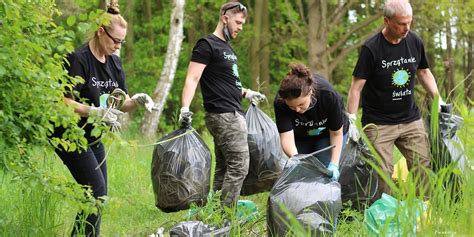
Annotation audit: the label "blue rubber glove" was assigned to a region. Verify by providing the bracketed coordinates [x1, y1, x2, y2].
[327, 162, 340, 181]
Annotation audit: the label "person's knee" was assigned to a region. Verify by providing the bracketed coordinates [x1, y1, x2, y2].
[91, 181, 107, 198]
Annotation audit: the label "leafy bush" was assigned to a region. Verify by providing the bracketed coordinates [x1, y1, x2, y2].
[0, 0, 87, 171]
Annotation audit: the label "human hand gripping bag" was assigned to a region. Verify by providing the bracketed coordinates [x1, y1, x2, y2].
[151, 127, 211, 212]
[241, 103, 287, 196]
[267, 154, 342, 236]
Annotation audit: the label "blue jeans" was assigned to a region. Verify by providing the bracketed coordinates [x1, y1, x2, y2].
[295, 133, 348, 166]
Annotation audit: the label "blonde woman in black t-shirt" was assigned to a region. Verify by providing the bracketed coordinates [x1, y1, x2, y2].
[54, 2, 153, 236]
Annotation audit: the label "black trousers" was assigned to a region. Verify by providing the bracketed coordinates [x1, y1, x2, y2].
[56, 142, 107, 237]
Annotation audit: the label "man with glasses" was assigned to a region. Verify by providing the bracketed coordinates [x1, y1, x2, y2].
[347, 0, 443, 201]
[179, 2, 265, 208]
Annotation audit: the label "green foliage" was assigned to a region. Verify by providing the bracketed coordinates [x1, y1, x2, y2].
[0, 0, 87, 169]
[0, 1, 106, 234]
[0, 153, 98, 236]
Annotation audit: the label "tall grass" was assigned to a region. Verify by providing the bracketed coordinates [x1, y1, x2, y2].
[0, 152, 83, 236]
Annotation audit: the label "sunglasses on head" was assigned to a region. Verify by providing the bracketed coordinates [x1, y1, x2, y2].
[223, 3, 247, 15]
[102, 27, 126, 44]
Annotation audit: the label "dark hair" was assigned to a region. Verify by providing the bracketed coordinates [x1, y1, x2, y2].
[278, 63, 314, 99]
[220, 2, 248, 17]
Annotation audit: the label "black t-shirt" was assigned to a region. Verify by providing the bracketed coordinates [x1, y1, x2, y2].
[191, 34, 244, 114]
[352, 31, 429, 125]
[64, 43, 128, 141]
[274, 75, 349, 141]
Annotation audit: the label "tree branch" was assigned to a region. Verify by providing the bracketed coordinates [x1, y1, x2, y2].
[329, 26, 382, 73]
[329, 12, 382, 55]
[329, 0, 356, 25]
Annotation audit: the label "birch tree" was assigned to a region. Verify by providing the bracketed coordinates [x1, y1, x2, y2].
[140, 0, 185, 138]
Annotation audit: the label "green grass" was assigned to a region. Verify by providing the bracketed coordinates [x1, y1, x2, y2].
[0, 105, 473, 236]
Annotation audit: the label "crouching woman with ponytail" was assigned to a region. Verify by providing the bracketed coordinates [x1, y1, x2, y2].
[274, 63, 349, 181]
[53, 3, 153, 236]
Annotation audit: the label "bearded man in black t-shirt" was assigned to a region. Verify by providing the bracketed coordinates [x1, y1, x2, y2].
[347, 0, 444, 201]
[178, 2, 265, 208]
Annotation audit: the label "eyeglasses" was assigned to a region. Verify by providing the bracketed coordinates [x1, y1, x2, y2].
[102, 27, 126, 44]
[223, 3, 247, 15]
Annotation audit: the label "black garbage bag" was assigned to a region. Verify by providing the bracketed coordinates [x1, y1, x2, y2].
[430, 104, 468, 198]
[169, 221, 230, 237]
[267, 154, 342, 236]
[432, 104, 468, 172]
[338, 139, 378, 211]
[151, 127, 211, 212]
[242, 104, 287, 196]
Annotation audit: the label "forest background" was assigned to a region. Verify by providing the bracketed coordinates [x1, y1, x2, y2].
[0, 0, 473, 236]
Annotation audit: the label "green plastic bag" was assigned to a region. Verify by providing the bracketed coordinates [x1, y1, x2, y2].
[186, 199, 258, 224]
[236, 200, 258, 223]
[364, 193, 425, 236]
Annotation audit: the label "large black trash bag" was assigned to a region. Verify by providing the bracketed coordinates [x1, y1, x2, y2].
[242, 104, 287, 196]
[151, 127, 211, 212]
[169, 221, 230, 237]
[267, 154, 342, 236]
[430, 104, 468, 198]
[338, 139, 379, 210]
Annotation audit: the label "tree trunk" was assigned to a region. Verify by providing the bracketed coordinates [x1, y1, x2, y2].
[260, 0, 271, 95]
[140, 0, 185, 138]
[144, 0, 155, 56]
[124, 0, 134, 65]
[250, 0, 263, 89]
[444, 20, 455, 100]
[466, 32, 473, 105]
[308, 0, 329, 79]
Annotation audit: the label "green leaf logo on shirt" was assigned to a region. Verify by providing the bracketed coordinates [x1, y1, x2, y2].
[308, 127, 326, 136]
[232, 63, 240, 78]
[392, 69, 411, 88]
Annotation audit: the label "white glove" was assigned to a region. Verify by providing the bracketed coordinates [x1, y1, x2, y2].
[347, 113, 360, 142]
[438, 96, 446, 112]
[131, 93, 154, 112]
[179, 107, 193, 128]
[88, 106, 123, 127]
[244, 89, 266, 104]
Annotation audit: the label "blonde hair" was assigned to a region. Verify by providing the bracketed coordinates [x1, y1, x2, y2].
[92, 0, 127, 42]
[104, 2, 127, 30]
